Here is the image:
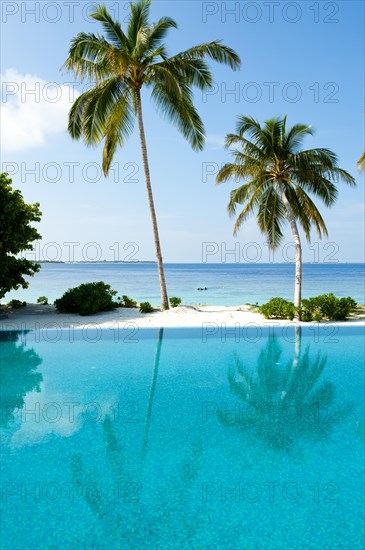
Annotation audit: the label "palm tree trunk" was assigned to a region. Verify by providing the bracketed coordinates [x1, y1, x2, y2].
[135, 90, 169, 310]
[278, 180, 302, 315]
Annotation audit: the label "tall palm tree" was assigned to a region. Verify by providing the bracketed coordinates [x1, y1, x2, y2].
[63, 0, 240, 309]
[216, 116, 355, 312]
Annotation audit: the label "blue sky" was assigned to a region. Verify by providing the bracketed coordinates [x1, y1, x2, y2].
[1, 0, 364, 263]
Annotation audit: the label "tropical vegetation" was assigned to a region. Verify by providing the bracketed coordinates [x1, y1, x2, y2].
[259, 294, 357, 321]
[169, 297, 182, 307]
[54, 281, 118, 316]
[119, 295, 138, 308]
[299, 293, 357, 321]
[139, 301, 154, 313]
[0, 173, 42, 299]
[259, 297, 295, 320]
[7, 299, 27, 309]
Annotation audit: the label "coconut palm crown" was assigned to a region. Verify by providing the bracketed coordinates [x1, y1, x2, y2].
[216, 116, 355, 309]
[62, 0, 240, 309]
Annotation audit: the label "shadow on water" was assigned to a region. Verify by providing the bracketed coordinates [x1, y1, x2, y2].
[0, 331, 43, 427]
[70, 328, 208, 548]
[220, 327, 353, 454]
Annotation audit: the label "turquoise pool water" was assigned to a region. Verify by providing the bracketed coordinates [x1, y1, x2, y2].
[1, 326, 364, 549]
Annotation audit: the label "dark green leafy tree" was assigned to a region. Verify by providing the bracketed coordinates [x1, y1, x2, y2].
[216, 116, 355, 312]
[63, 0, 240, 310]
[0, 173, 42, 299]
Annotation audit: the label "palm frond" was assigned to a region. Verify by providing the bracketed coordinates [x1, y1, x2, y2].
[157, 57, 213, 90]
[62, 32, 114, 79]
[145, 63, 182, 97]
[290, 170, 338, 207]
[291, 148, 338, 169]
[216, 163, 248, 185]
[235, 116, 273, 153]
[257, 186, 286, 248]
[284, 123, 313, 152]
[294, 186, 329, 239]
[283, 184, 312, 239]
[175, 41, 241, 70]
[102, 90, 135, 174]
[144, 16, 177, 53]
[151, 82, 205, 151]
[225, 133, 266, 162]
[228, 177, 270, 235]
[68, 88, 95, 139]
[127, 0, 151, 53]
[81, 78, 125, 145]
[91, 4, 130, 50]
[331, 167, 356, 186]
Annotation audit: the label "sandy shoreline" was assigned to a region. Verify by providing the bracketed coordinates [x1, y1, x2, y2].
[0, 303, 364, 330]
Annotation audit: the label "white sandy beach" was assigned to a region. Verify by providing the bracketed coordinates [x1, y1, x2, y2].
[0, 303, 364, 330]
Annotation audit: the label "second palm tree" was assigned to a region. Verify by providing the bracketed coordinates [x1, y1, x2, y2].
[216, 116, 355, 313]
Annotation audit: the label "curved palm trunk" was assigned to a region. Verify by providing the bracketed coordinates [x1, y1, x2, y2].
[136, 90, 169, 310]
[278, 180, 302, 315]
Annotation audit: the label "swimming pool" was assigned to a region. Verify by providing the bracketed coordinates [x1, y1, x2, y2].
[1, 326, 364, 549]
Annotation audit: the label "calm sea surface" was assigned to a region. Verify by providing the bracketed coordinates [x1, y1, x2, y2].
[3, 263, 365, 305]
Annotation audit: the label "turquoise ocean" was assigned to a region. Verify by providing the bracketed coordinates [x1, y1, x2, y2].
[3, 262, 364, 306]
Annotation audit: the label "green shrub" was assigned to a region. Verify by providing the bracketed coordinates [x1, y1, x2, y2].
[169, 297, 182, 308]
[122, 295, 138, 308]
[300, 294, 357, 321]
[139, 302, 153, 314]
[298, 307, 314, 322]
[37, 296, 48, 305]
[260, 294, 357, 322]
[7, 299, 26, 309]
[54, 282, 117, 316]
[259, 298, 295, 320]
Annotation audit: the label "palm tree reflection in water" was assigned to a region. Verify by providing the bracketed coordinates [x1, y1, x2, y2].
[220, 327, 352, 453]
[71, 327, 208, 548]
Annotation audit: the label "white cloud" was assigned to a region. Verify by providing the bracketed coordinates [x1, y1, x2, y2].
[0, 68, 79, 152]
